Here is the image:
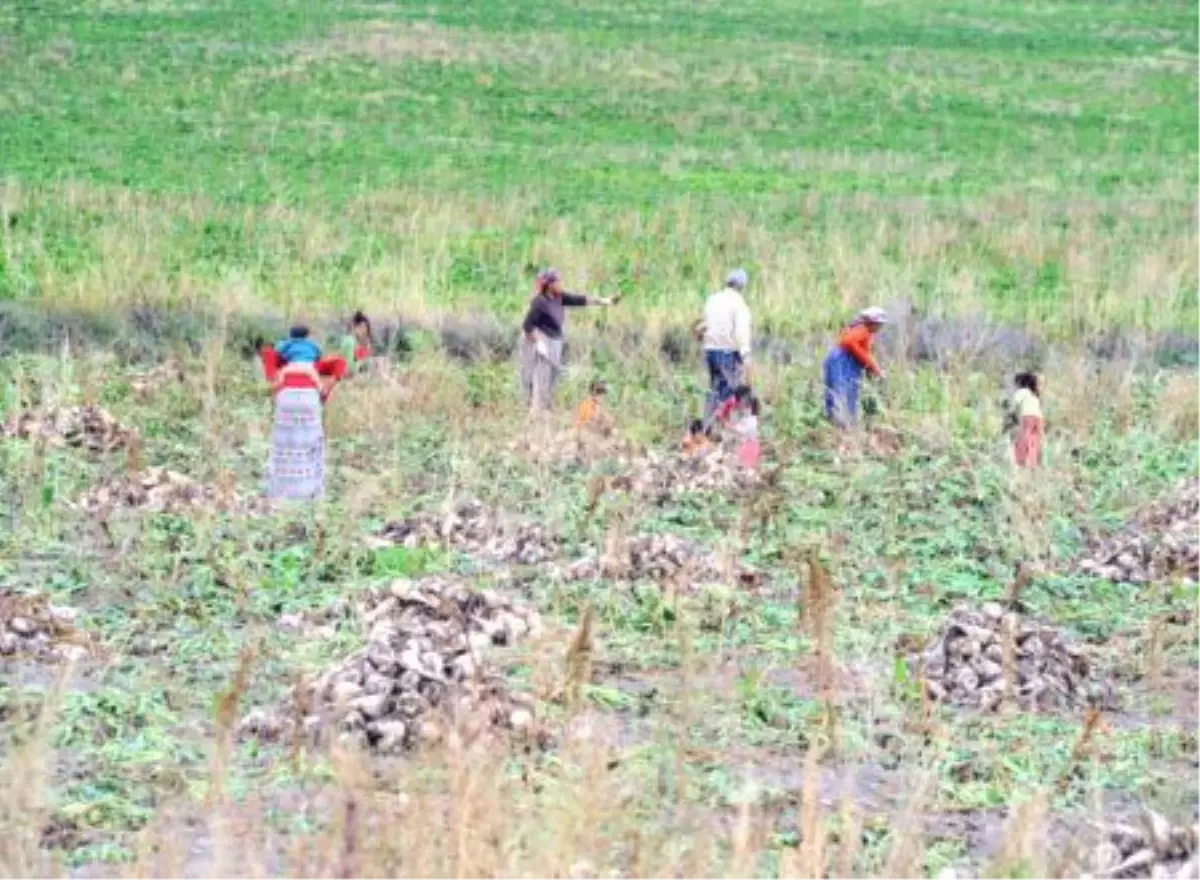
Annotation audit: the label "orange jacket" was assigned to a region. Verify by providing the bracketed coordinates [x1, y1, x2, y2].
[838, 324, 881, 376]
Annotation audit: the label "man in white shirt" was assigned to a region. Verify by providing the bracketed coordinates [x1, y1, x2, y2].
[700, 268, 752, 423]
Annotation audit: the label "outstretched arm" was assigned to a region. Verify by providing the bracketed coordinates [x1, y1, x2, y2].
[259, 346, 283, 383]
[316, 355, 349, 403]
[563, 292, 619, 307]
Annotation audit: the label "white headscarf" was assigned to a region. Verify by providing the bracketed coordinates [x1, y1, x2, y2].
[725, 268, 748, 291]
[854, 306, 888, 326]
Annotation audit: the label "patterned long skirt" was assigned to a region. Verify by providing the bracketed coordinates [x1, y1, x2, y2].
[268, 388, 326, 501]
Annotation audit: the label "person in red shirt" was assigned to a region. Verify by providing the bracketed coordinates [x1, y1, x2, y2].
[346, 311, 374, 370]
[708, 384, 753, 431]
[823, 307, 887, 428]
[259, 334, 348, 501]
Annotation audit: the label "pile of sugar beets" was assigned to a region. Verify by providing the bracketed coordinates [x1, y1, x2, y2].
[242, 576, 542, 753]
[918, 603, 1112, 712]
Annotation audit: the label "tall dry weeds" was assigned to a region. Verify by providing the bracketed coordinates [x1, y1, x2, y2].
[564, 604, 595, 712]
[207, 644, 257, 809]
[803, 547, 839, 703]
[7, 179, 1196, 336]
[1056, 708, 1107, 796]
[0, 666, 74, 876]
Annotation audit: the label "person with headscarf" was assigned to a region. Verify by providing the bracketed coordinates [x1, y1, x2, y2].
[699, 269, 753, 423]
[519, 269, 617, 412]
[259, 335, 348, 501]
[823, 306, 888, 428]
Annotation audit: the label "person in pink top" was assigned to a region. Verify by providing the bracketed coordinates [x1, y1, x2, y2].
[735, 395, 761, 469]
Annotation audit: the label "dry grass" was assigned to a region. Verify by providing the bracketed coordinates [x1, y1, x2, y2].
[0, 666, 1089, 879]
[2, 179, 1194, 338]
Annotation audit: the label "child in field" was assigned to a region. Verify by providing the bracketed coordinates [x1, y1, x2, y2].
[710, 383, 753, 431]
[1007, 372, 1043, 468]
[340, 311, 374, 372]
[681, 419, 713, 457]
[575, 380, 608, 431]
[735, 394, 761, 469]
[276, 325, 322, 366]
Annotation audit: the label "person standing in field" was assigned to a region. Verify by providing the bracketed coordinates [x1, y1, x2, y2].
[735, 393, 761, 469]
[823, 307, 887, 428]
[1008, 372, 1044, 468]
[259, 331, 348, 501]
[519, 269, 617, 412]
[275, 324, 322, 366]
[341, 310, 375, 373]
[698, 269, 753, 425]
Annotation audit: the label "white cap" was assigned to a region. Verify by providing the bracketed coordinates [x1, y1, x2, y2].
[857, 306, 888, 325]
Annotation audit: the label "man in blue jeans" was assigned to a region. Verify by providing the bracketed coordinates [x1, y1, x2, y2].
[698, 268, 753, 424]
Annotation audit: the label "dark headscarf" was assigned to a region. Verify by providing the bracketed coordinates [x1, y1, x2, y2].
[534, 268, 561, 295]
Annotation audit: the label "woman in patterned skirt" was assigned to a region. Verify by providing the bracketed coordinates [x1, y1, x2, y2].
[259, 336, 348, 501]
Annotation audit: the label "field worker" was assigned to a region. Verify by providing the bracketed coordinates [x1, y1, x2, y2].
[735, 394, 761, 469]
[680, 419, 713, 457]
[519, 268, 618, 412]
[823, 306, 887, 428]
[275, 324, 322, 366]
[259, 335, 348, 501]
[575, 379, 608, 430]
[340, 310, 375, 373]
[699, 268, 753, 424]
[1007, 372, 1044, 467]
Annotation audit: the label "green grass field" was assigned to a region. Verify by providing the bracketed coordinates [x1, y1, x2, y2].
[1, 0, 1197, 330]
[0, 0, 1198, 877]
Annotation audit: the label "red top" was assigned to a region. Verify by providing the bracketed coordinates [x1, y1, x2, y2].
[354, 344, 369, 363]
[714, 396, 738, 425]
[259, 348, 348, 402]
[838, 324, 881, 376]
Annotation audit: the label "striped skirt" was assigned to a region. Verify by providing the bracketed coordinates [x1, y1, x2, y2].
[268, 388, 326, 501]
